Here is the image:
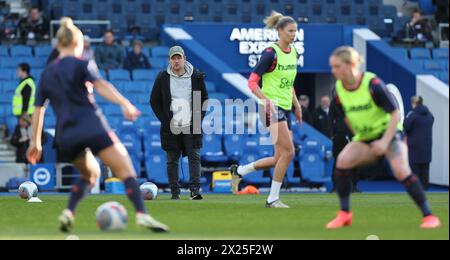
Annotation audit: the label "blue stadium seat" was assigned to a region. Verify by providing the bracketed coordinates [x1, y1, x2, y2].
[0, 95, 10, 105]
[201, 134, 228, 163]
[109, 69, 131, 81]
[2, 81, 16, 94]
[0, 106, 5, 124]
[122, 81, 149, 94]
[270, 161, 299, 185]
[439, 72, 449, 85]
[0, 46, 9, 57]
[299, 138, 332, 185]
[24, 57, 46, 69]
[224, 134, 246, 161]
[432, 48, 449, 60]
[0, 57, 21, 68]
[151, 46, 170, 58]
[104, 105, 123, 116]
[392, 48, 409, 60]
[149, 58, 168, 69]
[410, 48, 432, 60]
[10, 45, 33, 57]
[0, 69, 13, 81]
[239, 135, 271, 185]
[145, 152, 169, 185]
[132, 69, 159, 82]
[34, 45, 53, 58]
[423, 61, 447, 72]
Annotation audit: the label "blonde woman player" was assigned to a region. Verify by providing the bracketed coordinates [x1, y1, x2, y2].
[326, 46, 440, 229]
[27, 17, 169, 233]
[230, 11, 302, 208]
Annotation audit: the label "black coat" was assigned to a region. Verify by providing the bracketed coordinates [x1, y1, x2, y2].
[404, 105, 434, 164]
[313, 107, 333, 138]
[150, 69, 208, 152]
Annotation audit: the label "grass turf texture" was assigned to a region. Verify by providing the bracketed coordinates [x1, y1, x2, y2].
[0, 193, 448, 240]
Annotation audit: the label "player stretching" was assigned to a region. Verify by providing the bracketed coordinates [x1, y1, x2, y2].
[326, 46, 440, 229]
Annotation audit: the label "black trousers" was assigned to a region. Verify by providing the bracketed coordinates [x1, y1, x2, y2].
[166, 147, 201, 195]
[411, 163, 430, 191]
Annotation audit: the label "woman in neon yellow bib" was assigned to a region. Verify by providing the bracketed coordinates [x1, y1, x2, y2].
[230, 11, 303, 208]
[326, 46, 440, 229]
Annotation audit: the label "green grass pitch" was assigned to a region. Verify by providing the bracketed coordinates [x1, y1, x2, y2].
[0, 193, 448, 240]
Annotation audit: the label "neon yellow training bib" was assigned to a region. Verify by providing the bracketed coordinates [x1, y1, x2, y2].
[261, 43, 298, 111]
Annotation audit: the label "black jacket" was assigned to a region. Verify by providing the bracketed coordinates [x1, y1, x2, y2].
[124, 52, 151, 71]
[313, 107, 333, 138]
[404, 105, 434, 164]
[150, 68, 208, 152]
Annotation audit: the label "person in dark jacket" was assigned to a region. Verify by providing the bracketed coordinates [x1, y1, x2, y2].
[313, 95, 333, 138]
[124, 40, 151, 71]
[404, 96, 434, 190]
[17, 7, 50, 43]
[150, 46, 208, 200]
[95, 30, 125, 71]
[299, 95, 314, 125]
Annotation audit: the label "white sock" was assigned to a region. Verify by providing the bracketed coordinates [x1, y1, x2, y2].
[267, 181, 282, 204]
[237, 163, 256, 176]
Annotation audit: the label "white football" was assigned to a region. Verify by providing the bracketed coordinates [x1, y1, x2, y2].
[96, 202, 128, 231]
[140, 182, 158, 200]
[18, 181, 38, 200]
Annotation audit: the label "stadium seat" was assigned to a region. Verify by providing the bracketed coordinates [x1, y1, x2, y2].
[410, 48, 432, 60]
[122, 81, 149, 94]
[201, 134, 229, 163]
[10, 45, 33, 57]
[151, 46, 170, 58]
[432, 48, 449, 60]
[439, 72, 449, 85]
[109, 69, 131, 81]
[145, 152, 169, 185]
[0, 46, 9, 57]
[132, 69, 159, 82]
[34, 45, 53, 58]
[270, 161, 299, 185]
[0, 57, 21, 68]
[149, 58, 168, 69]
[423, 61, 447, 72]
[224, 134, 246, 161]
[299, 138, 332, 185]
[240, 135, 271, 185]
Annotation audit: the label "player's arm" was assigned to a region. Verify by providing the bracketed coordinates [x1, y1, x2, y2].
[332, 88, 355, 135]
[292, 89, 302, 124]
[369, 78, 401, 156]
[93, 79, 141, 121]
[27, 106, 46, 165]
[249, 48, 276, 113]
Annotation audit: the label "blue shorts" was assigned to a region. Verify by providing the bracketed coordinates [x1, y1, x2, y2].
[58, 131, 119, 162]
[259, 105, 292, 130]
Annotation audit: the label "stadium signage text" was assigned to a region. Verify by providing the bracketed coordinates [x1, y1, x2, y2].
[229, 28, 305, 69]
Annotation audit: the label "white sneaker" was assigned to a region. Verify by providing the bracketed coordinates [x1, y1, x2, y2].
[136, 213, 169, 233]
[59, 209, 75, 233]
[230, 164, 242, 194]
[265, 200, 290, 209]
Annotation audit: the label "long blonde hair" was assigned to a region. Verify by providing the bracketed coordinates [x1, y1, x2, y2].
[56, 17, 83, 48]
[331, 46, 365, 66]
[264, 11, 296, 30]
